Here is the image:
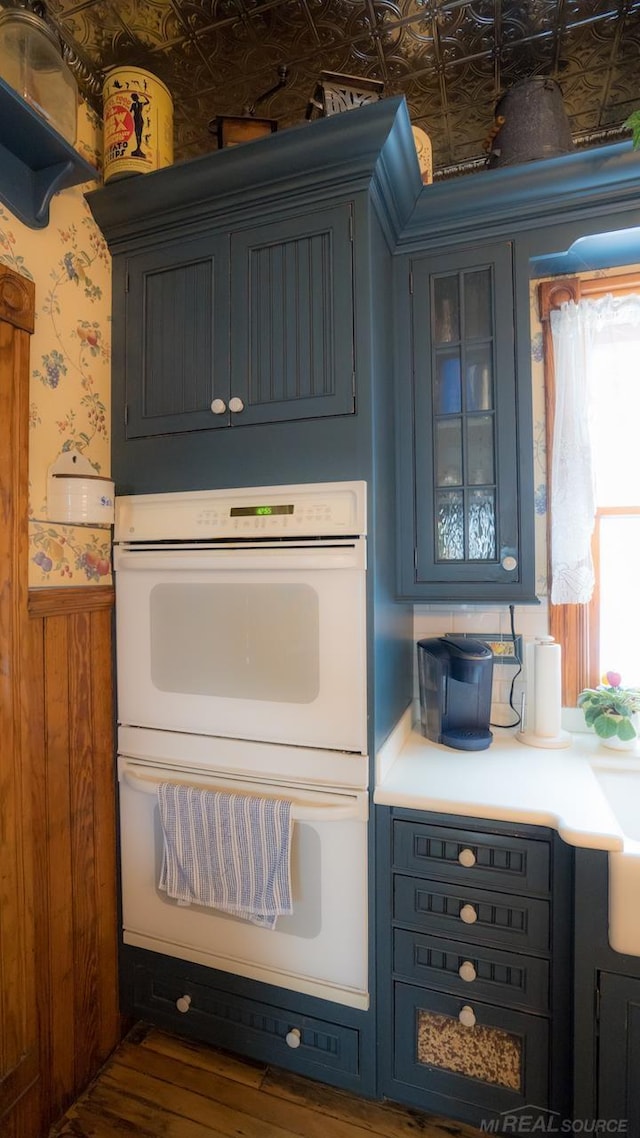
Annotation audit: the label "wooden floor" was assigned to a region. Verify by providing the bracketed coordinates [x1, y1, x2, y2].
[50, 1024, 482, 1137]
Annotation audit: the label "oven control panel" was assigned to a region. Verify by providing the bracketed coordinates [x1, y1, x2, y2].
[115, 481, 367, 542]
[196, 500, 338, 535]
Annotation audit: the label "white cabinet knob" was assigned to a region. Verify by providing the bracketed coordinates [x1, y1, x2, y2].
[285, 1028, 301, 1049]
[460, 903, 478, 924]
[229, 396, 245, 413]
[458, 847, 476, 868]
[458, 1004, 476, 1028]
[176, 995, 191, 1013]
[459, 960, 477, 983]
[501, 554, 518, 571]
[210, 398, 227, 414]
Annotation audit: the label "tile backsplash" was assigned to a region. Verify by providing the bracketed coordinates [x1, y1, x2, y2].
[413, 601, 550, 728]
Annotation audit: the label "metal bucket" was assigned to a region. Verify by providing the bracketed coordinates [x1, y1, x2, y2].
[103, 66, 173, 182]
[487, 77, 574, 168]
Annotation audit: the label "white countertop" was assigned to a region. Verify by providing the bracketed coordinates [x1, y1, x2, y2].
[374, 708, 638, 852]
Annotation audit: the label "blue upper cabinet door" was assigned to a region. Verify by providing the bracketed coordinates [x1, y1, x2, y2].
[229, 204, 355, 426]
[397, 240, 535, 602]
[125, 233, 230, 439]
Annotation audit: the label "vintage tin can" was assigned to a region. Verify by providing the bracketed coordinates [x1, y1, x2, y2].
[102, 66, 173, 182]
[487, 77, 574, 168]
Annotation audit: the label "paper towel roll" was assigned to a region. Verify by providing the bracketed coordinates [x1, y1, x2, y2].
[522, 639, 536, 734]
[533, 637, 562, 738]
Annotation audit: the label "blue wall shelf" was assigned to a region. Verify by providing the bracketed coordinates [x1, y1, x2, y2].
[0, 76, 97, 229]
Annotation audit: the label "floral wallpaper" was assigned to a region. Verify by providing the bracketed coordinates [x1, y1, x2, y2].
[0, 102, 113, 588]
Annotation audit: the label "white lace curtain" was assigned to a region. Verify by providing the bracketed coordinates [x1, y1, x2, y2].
[549, 292, 640, 605]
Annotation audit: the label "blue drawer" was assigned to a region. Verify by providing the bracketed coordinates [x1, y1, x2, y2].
[393, 981, 549, 1116]
[132, 964, 361, 1081]
[394, 874, 550, 953]
[393, 928, 550, 1011]
[393, 820, 551, 896]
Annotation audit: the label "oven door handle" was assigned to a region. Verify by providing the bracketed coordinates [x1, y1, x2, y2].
[120, 768, 367, 822]
[114, 544, 365, 573]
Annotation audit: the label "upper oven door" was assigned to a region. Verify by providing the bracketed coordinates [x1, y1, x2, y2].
[114, 540, 367, 753]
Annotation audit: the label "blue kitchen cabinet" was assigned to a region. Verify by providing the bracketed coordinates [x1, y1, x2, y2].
[598, 974, 640, 1129]
[394, 239, 536, 603]
[122, 204, 355, 440]
[574, 848, 640, 1128]
[392, 134, 640, 606]
[122, 946, 376, 1095]
[377, 808, 573, 1130]
[122, 231, 229, 439]
[229, 207, 356, 426]
[86, 95, 421, 495]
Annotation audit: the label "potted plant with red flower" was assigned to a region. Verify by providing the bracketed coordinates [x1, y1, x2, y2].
[578, 671, 640, 749]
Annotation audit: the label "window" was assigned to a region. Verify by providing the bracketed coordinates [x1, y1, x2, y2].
[539, 273, 640, 702]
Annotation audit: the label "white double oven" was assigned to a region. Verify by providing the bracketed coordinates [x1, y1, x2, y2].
[115, 481, 370, 1009]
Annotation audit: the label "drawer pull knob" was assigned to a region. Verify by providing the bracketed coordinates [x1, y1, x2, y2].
[176, 995, 192, 1014]
[229, 396, 245, 413]
[210, 398, 227, 415]
[458, 848, 476, 868]
[459, 961, 477, 983]
[459, 1005, 477, 1028]
[285, 1028, 301, 1049]
[460, 903, 478, 924]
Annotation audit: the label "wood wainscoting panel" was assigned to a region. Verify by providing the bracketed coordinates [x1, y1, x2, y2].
[28, 587, 122, 1128]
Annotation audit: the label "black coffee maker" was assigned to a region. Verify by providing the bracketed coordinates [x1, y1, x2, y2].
[417, 637, 494, 751]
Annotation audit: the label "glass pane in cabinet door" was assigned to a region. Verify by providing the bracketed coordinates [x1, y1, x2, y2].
[464, 269, 492, 340]
[437, 490, 464, 560]
[416, 1008, 523, 1091]
[433, 277, 460, 344]
[435, 351, 461, 414]
[436, 419, 462, 487]
[468, 489, 496, 560]
[465, 344, 493, 412]
[466, 415, 495, 486]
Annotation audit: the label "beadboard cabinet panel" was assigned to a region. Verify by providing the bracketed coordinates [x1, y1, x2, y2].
[598, 973, 640, 1128]
[574, 848, 640, 1125]
[230, 206, 355, 425]
[122, 205, 354, 443]
[125, 234, 228, 438]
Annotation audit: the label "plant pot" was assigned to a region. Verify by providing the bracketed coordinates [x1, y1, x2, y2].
[599, 715, 640, 752]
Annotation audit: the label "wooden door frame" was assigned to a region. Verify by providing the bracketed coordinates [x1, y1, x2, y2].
[0, 265, 40, 1132]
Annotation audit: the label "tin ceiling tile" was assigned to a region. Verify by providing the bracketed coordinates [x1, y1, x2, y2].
[3, 0, 638, 175]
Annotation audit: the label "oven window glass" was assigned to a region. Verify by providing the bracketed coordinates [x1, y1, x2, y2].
[150, 583, 319, 702]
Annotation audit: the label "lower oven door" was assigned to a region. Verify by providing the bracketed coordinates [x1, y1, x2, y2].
[118, 756, 369, 1010]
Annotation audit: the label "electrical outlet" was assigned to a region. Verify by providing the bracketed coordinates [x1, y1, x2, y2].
[444, 632, 523, 666]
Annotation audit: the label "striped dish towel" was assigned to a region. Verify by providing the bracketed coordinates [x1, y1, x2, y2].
[157, 783, 293, 929]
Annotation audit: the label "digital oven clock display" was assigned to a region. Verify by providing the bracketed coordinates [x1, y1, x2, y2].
[230, 504, 295, 517]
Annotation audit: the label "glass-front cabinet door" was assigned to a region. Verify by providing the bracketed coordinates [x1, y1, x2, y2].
[396, 241, 535, 602]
